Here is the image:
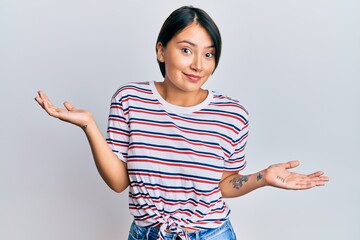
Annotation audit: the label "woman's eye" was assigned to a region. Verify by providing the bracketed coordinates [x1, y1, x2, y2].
[205, 53, 214, 58]
[182, 48, 192, 54]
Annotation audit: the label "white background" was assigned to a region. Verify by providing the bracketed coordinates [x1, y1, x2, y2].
[1, 0, 359, 239]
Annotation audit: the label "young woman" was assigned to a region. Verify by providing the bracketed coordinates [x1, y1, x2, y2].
[35, 6, 329, 240]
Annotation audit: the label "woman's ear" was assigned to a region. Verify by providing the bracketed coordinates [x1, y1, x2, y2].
[156, 42, 165, 62]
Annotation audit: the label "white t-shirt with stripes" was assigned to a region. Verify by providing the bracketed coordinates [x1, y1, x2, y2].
[106, 81, 249, 237]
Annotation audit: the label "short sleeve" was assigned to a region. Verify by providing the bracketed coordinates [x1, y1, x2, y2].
[106, 95, 130, 162]
[224, 120, 249, 172]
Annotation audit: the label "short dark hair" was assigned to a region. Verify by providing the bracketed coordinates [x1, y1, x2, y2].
[156, 6, 222, 77]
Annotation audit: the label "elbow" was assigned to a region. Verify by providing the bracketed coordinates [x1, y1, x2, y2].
[110, 184, 128, 193]
[107, 179, 129, 193]
[100, 171, 129, 193]
[112, 188, 125, 193]
[220, 188, 234, 198]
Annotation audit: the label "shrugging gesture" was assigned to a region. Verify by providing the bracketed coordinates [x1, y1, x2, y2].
[34, 5, 331, 239]
[220, 160, 329, 198]
[35, 90, 129, 192]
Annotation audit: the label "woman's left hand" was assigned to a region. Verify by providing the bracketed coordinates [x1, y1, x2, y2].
[264, 161, 329, 190]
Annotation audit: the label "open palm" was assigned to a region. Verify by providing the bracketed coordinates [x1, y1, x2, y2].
[264, 161, 329, 190]
[35, 91, 91, 128]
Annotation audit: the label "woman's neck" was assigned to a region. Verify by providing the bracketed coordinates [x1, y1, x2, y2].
[155, 81, 208, 107]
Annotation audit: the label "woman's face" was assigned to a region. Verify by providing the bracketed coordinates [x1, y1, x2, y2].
[157, 23, 216, 93]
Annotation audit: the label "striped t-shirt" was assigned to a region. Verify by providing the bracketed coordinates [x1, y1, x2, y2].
[106, 81, 249, 239]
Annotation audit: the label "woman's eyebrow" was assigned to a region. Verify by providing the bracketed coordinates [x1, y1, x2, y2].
[177, 40, 214, 49]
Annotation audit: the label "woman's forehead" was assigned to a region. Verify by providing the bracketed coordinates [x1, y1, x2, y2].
[170, 23, 214, 47]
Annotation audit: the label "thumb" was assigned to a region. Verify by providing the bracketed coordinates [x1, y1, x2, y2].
[63, 101, 75, 111]
[285, 160, 300, 169]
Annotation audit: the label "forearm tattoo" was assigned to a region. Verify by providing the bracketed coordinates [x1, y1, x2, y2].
[257, 173, 263, 181]
[230, 175, 248, 190]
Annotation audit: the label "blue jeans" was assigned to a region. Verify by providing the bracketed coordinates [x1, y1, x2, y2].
[127, 219, 237, 240]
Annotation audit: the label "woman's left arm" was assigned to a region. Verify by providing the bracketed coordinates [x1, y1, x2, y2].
[219, 160, 329, 198]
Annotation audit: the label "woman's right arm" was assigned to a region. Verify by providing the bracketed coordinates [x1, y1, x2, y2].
[35, 91, 129, 193]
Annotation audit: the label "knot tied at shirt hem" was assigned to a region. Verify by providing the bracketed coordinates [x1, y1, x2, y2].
[158, 217, 190, 240]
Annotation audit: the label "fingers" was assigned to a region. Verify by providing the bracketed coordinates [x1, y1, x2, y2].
[34, 96, 44, 109]
[35, 91, 51, 108]
[285, 160, 300, 169]
[285, 179, 317, 190]
[35, 90, 60, 118]
[296, 179, 327, 189]
[43, 97, 60, 117]
[34, 91, 45, 107]
[295, 182, 317, 190]
[38, 90, 50, 103]
[64, 101, 75, 111]
[307, 171, 330, 185]
[307, 171, 324, 177]
[287, 173, 329, 190]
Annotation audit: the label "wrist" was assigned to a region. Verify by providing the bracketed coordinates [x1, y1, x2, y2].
[260, 169, 271, 187]
[80, 112, 95, 131]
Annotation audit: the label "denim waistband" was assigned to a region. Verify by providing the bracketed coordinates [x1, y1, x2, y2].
[128, 218, 237, 240]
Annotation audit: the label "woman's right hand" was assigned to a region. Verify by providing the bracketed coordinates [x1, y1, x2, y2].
[35, 90, 93, 129]
[35, 90, 130, 192]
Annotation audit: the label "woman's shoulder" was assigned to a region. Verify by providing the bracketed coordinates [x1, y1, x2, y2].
[111, 81, 153, 99]
[211, 91, 249, 116]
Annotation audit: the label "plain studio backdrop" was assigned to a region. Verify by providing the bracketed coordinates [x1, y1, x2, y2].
[1, 0, 359, 239]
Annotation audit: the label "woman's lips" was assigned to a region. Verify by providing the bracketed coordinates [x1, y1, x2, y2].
[184, 73, 201, 82]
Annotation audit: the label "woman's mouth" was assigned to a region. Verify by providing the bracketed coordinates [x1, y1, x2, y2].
[184, 73, 202, 82]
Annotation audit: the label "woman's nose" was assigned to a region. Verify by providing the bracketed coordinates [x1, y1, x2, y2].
[190, 55, 203, 72]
